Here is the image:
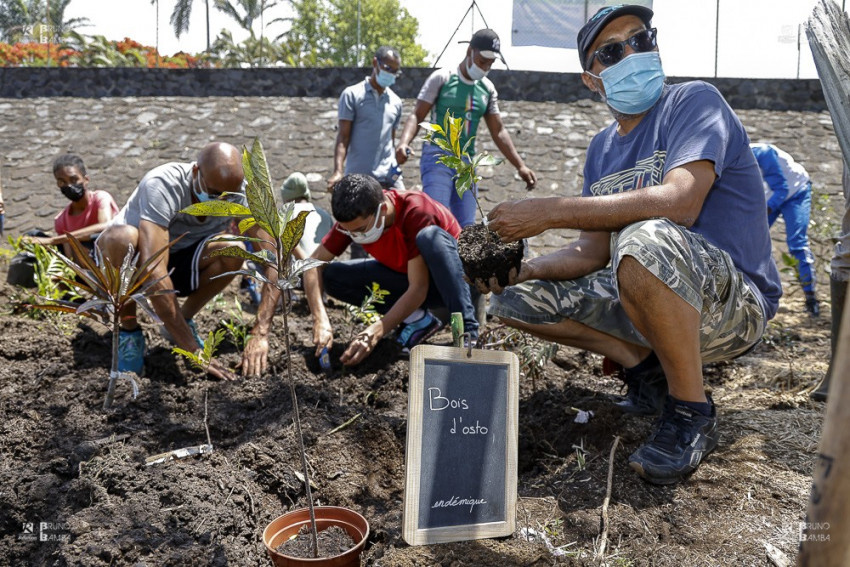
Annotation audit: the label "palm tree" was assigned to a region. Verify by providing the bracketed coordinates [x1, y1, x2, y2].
[169, 0, 211, 52]
[150, 0, 160, 66]
[214, 0, 276, 34]
[214, 0, 277, 65]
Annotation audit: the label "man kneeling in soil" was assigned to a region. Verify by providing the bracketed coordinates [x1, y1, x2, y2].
[477, 5, 782, 484]
[303, 173, 478, 366]
[97, 142, 278, 381]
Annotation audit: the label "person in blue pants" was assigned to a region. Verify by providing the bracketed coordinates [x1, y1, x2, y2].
[751, 143, 820, 316]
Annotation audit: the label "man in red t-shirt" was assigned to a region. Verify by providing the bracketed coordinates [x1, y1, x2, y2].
[303, 174, 479, 366]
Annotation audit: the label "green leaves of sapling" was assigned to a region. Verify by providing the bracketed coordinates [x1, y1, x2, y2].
[173, 328, 227, 371]
[420, 110, 503, 215]
[243, 138, 282, 238]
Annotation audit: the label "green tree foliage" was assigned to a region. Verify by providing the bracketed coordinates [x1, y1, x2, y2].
[282, 0, 427, 67]
[0, 0, 88, 43]
[214, 0, 276, 35]
[169, 0, 211, 50]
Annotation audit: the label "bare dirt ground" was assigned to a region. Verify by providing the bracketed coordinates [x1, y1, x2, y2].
[0, 250, 830, 566]
[0, 95, 840, 566]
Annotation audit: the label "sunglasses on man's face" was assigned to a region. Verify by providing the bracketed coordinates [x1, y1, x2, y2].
[587, 28, 658, 69]
[377, 59, 402, 76]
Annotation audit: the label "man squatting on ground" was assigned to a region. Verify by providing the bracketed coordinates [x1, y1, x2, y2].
[303, 174, 479, 367]
[478, 5, 782, 485]
[97, 142, 279, 381]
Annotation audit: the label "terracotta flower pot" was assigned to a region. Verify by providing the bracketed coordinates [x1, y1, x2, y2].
[263, 506, 369, 567]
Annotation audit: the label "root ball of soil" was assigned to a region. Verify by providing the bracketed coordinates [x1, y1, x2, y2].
[457, 223, 524, 287]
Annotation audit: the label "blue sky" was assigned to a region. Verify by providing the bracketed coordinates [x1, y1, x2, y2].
[64, 0, 822, 78]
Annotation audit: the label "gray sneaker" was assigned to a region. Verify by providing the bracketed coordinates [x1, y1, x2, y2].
[629, 396, 719, 485]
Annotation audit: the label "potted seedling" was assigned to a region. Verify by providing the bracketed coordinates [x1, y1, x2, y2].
[30, 233, 178, 409]
[181, 138, 369, 566]
[421, 111, 525, 286]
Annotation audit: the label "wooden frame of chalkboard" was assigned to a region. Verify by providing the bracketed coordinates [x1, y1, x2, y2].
[403, 344, 519, 545]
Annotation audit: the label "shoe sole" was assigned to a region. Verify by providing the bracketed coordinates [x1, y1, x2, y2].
[629, 441, 719, 485]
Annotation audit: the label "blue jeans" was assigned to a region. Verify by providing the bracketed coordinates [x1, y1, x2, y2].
[769, 185, 816, 293]
[323, 225, 479, 338]
[420, 143, 479, 228]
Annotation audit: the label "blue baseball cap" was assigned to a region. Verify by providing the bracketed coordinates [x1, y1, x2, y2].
[577, 4, 654, 70]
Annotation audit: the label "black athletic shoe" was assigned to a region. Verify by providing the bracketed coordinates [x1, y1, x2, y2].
[805, 292, 821, 317]
[615, 352, 668, 416]
[628, 396, 719, 485]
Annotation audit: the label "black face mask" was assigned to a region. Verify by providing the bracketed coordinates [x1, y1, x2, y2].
[60, 183, 86, 202]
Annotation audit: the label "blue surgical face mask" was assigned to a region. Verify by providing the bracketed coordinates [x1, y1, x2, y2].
[193, 172, 213, 202]
[587, 52, 665, 115]
[376, 69, 396, 88]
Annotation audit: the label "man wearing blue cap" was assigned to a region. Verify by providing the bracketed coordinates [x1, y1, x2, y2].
[480, 5, 781, 484]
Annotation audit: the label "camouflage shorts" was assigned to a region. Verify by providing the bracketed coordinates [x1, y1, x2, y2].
[488, 219, 767, 363]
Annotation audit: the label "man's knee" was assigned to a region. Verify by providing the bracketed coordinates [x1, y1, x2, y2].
[204, 239, 244, 272]
[415, 225, 451, 249]
[96, 225, 137, 263]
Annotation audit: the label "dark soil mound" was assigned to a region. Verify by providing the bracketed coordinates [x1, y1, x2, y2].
[457, 223, 524, 286]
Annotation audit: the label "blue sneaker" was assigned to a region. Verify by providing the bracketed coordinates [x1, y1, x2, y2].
[629, 396, 719, 485]
[397, 311, 443, 353]
[118, 328, 145, 375]
[186, 318, 205, 348]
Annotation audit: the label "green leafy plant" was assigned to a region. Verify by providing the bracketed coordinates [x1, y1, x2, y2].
[9, 236, 81, 309]
[173, 328, 226, 371]
[220, 296, 250, 353]
[29, 233, 179, 409]
[180, 137, 326, 556]
[421, 110, 503, 223]
[344, 282, 389, 342]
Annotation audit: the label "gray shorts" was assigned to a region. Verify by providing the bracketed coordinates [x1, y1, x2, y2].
[489, 219, 767, 363]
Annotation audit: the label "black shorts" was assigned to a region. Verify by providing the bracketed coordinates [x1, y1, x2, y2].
[167, 235, 215, 297]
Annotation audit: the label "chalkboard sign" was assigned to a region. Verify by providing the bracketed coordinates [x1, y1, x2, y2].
[403, 345, 519, 545]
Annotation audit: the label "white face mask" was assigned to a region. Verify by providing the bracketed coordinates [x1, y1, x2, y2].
[466, 59, 488, 81]
[341, 202, 385, 244]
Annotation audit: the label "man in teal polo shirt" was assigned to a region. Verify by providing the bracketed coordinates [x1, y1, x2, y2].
[396, 29, 537, 227]
[327, 45, 405, 192]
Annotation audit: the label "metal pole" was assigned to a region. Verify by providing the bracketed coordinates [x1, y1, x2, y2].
[155, 0, 160, 67]
[46, 0, 51, 68]
[205, 0, 211, 53]
[714, 0, 720, 78]
[357, 0, 361, 66]
[797, 23, 802, 80]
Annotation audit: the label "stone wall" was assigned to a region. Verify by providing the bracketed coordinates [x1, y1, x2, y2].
[0, 67, 825, 111]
